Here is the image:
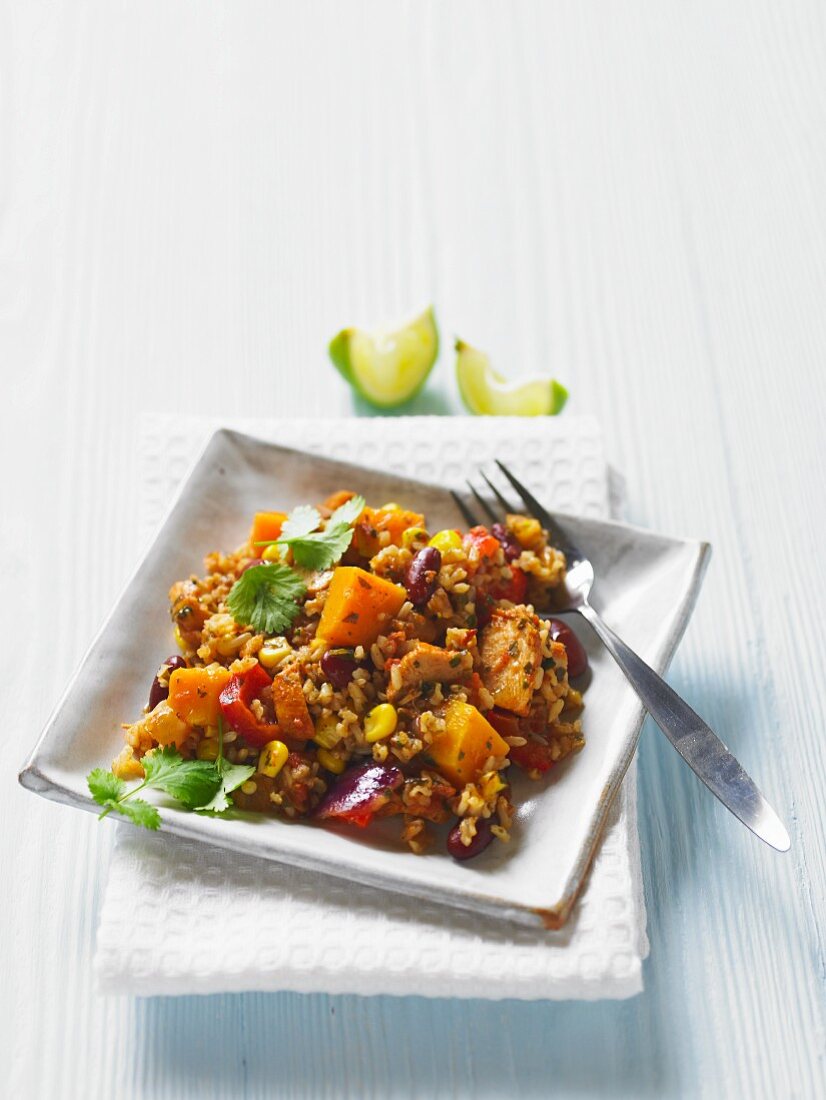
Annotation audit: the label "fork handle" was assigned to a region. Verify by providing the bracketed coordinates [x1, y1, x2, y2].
[576, 601, 790, 851]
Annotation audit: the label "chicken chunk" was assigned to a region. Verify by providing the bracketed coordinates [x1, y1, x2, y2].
[387, 643, 473, 704]
[478, 608, 542, 716]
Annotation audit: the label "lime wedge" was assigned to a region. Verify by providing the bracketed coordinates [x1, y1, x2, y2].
[455, 340, 568, 416]
[329, 307, 439, 409]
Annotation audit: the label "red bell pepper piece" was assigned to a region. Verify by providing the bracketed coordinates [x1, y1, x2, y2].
[488, 705, 556, 773]
[219, 662, 281, 748]
[491, 564, 528, 604]
[463, 525, 501, 566]
[507, 738, 556, 774]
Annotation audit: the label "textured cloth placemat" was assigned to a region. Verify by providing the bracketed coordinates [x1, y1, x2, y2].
[94, 415, 648, 1000]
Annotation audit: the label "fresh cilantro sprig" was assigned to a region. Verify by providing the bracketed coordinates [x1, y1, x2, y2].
[197, 715, 255, 814]
[87, 746, 222, 829]
[227, 562, 307, 635]
[255, 494, 366, 571]
[277, 504, 322, 542]
[237, 495, 366, 630]
[326, 495, 366, 529]
[277, 523, 356, 571]
[87, 768, 163, 829]
[87, 720, 256, 829]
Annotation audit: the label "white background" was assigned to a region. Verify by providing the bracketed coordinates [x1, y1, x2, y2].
[2, 2, 825, 1097]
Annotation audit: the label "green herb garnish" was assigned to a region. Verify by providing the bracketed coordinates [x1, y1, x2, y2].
[251, 495, 366, 575]
[197, 715, 255, 814]
[87, 720, 257, 829]
[327, 495, 366, 528]
[278, 523, 356, 571]
[226, 562, 307, 634]
[277, 504, 322, 542]
[87, 746, 222, 829]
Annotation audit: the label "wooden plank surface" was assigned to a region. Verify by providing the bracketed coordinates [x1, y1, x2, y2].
[2, 1, 825, 1096]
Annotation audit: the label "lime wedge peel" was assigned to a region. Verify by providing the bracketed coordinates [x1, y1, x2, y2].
[329, 307, 439, 409]
[455, 340, 568, 417]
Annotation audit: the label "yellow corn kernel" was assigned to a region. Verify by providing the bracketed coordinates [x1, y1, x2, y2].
[429, 529, 462, 553]
[317, 747, 346, 774]
[258, 739, 289, 778]
[196, 738, 220, 761]
[380, 501, 401, 511]
[481, 771, 506, 800]
[309, 636, 327, 654]
[258, 643, 292, 669]
[174, 625, 187, 652]
[313, 714, 341, 750]
[364, 702, 398, 743]
[402, 527, 429, 549]
[262, 544, 281, 562]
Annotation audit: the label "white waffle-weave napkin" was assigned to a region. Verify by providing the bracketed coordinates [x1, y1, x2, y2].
[94, 415, 648, 1000]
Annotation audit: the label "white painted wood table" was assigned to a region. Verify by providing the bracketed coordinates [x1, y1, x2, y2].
[2, 2, 824, 1096]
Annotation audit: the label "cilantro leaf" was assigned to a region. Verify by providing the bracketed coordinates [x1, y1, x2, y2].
[88, 768, 126, 806]
[197, 762, 256, 814]
[278, 504, 322, 542]
[140, 744, 185, 782]
[87, 747, 221, 830]
[283, 523, 355, 571]
[227, 562, 307, 634]
[328, 494, 366, 528]
[142, 746, 221, 810]
[98, 797, 161, 830]
[271, 494, 365, 571]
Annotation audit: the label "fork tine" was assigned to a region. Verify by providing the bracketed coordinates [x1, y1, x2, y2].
[450, 490, 478, 527]
[466, 481, 498, 524]
[493, 460, 553, 526]
[480, 471, 517, 516]
[493, 459, 579, 560]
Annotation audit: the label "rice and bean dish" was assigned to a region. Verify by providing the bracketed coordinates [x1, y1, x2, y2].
[100, 492, 587, 860]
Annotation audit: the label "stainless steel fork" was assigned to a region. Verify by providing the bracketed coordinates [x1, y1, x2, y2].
[453, 460, 790, 852]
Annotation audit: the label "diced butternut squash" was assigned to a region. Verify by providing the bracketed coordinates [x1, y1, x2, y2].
[317, 566, 406, 648]
[112, 744, 147, 780]
[352, 506, 425, 556]
[428, 699, 510, 787]
[168, 664, 232, 728]
[372, 506, 425, 546]
[132, 700, 190, 750]
[322, 489, 358, 512]
[250, 511, 287, 549]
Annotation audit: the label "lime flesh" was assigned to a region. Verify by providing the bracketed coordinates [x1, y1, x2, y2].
[455, 340, 568, 416]
[329, 307, 439, 408]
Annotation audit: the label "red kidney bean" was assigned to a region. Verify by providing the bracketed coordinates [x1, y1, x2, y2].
[447, 817, 494, 860]
[404, 546, 442, 606]
[148, 655, 187, 711]
[491, 522, 521, 562]
[548, 619, 588, 679]
[321, 648, 359, 690]
[315, 762, 404, 826]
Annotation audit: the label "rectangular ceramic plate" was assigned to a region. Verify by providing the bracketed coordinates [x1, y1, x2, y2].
[19, 428, 709, 929]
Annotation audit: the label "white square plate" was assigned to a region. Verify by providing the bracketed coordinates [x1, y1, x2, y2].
[20, 428, 709, 928]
